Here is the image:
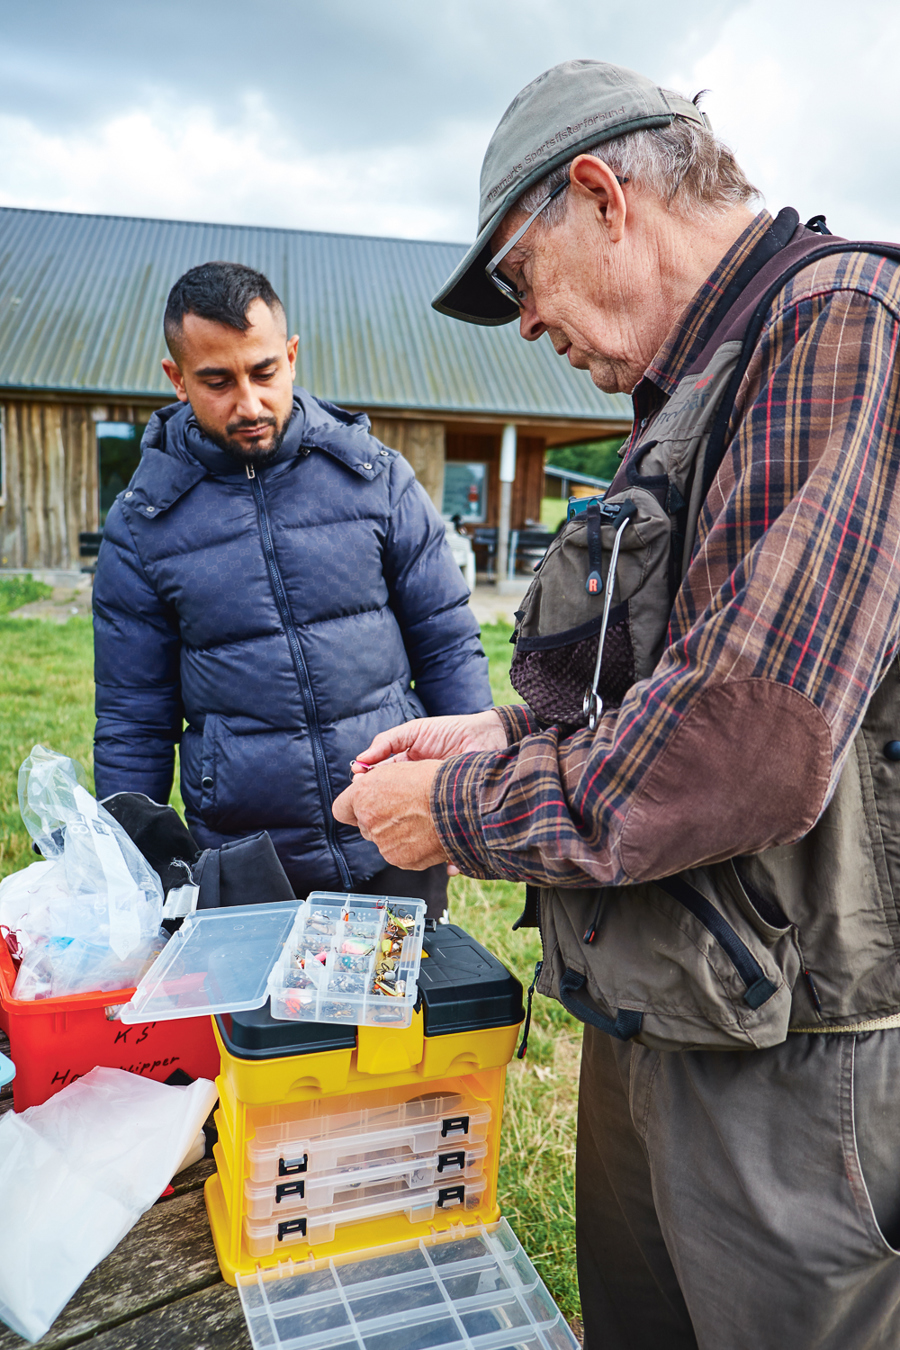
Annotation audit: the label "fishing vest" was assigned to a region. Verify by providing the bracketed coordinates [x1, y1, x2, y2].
[512, 212, 900, 1052]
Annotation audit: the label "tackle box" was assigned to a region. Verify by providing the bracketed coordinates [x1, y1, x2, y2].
[206, 923, 524, 1282]
[0, 936, 218, 1111]
[236, 1217, 578, 1350]
[268, 896, 426, 1027]
[120, 894, 427, 1030]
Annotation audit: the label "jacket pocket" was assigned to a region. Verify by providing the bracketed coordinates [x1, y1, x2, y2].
[199, 713, 219, 819]
[403, 690, 427, 721]
[536, 860, 800, 1052]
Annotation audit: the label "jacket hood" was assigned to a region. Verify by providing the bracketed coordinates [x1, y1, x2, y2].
[130, 389, 390, 519]
[141, 389, 383, 478]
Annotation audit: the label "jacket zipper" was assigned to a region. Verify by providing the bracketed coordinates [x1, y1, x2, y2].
[247, 465, 353, 889]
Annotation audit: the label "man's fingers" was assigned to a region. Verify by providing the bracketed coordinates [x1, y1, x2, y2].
[353, 723, 420, 766]
[331, 783, 359, 826]
[331, 759, 447, 870]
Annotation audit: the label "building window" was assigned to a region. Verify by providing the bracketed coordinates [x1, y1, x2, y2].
[97, 422, 144, 523]
[442, 461, 487, 523]
[0, 406, 5, 508]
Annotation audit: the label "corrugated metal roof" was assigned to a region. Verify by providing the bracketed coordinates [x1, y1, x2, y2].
[0, 207, 631, 423]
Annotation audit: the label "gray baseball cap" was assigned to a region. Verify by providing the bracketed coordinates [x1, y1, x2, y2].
[432, 59, 708, 326]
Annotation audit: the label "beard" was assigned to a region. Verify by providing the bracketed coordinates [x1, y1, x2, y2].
[196, 410, 292, 467]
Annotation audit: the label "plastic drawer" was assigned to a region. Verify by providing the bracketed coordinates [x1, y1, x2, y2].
[246, 1093, 491, 1182]
[236, 1217, 578, 1350]
[243, 1146, 488, 1219]
[243, 1173, 487, 1256]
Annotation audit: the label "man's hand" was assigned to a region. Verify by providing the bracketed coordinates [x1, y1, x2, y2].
[333, 759, 447, 871]
[351, 709, 507, 771]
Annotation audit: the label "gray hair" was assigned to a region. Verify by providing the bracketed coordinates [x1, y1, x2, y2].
[515, 94, 759, 227]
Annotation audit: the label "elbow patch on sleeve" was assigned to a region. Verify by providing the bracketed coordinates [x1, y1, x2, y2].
[619, 679, 833, 881]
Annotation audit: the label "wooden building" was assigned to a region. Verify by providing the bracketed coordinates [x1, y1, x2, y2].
[0, 207, 631, 571]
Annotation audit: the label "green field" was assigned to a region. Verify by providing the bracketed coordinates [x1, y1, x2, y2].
[0, 612, 581, 1326]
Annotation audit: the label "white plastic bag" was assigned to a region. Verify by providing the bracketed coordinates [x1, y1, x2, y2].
[0, 858, 71, 949]
[17, 745, 163, 959]
[0, 1066, 217, 1343]
[12, 929, 169, 1000]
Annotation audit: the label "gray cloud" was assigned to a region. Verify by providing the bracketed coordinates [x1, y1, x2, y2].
[0, 0, 735, 152]
[1, 0, 897, 242]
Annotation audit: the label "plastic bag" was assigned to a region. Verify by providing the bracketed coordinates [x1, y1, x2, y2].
[0, 858, 71, 949]
[13, 746, 164, 959]
[0, 1066, 217, 1342]
[12, 929, 169, 1000]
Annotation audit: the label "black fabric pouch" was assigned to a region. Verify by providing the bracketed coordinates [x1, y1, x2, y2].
[101, 792, 296, 922]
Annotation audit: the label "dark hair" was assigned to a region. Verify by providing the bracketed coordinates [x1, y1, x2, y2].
[164, 261, 285, 359]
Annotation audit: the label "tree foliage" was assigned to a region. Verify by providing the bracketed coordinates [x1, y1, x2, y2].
[545, 436, 625, 482]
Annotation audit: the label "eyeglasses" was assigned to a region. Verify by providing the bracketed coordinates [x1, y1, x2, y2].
[484, 174, 629, 309]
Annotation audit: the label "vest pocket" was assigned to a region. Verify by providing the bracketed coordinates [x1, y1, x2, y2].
[510, 604, 635, 724]
[536, 862, 800, 1052]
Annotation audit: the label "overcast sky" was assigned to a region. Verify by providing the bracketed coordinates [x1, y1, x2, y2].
[1, 0, 897, 245]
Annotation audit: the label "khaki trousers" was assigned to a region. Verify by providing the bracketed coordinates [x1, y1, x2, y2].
[576, 1025, 900, 1349]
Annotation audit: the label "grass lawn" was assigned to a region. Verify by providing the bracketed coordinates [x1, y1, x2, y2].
[0, 611, 581, 1325]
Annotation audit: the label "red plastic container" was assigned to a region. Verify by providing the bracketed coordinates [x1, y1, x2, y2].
[0, 940, 219, 1111]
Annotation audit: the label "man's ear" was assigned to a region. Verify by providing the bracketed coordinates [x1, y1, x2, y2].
[568, 154, 628, 243]
[161, 357, 189, 403]
[286, 334, 299, 381]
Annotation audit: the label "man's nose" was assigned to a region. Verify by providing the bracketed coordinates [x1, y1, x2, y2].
[518, 298, 545, 342]
[233, 378, 264, 419]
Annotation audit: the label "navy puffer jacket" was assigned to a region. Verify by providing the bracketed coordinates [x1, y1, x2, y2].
[93, 390, 491, 892]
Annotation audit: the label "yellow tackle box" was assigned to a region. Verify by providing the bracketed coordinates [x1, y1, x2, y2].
[205, 923, 524, 1283]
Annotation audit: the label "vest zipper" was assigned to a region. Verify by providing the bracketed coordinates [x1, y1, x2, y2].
[516, 888, 543, 1060]
[657, 875, 777, 1009]
[246, 465, 353, 889]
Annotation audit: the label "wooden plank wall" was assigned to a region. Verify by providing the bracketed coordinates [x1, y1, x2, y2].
[512, 436, 547, 526]
[368, 417, 445, 511]
[0, 401, 151, 569]
[0, 401, 545, 569]
[444, 430, 546, 528]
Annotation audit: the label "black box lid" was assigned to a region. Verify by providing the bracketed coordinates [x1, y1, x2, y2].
[419, 924, 524, 1036]
[216, 923, 522, 1059]
[216, 1005, 357, 1059]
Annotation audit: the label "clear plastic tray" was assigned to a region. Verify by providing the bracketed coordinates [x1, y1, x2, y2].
[236, 1217, 578, 1350]
[243, 1144, 488, 1219]
[267, 895, 426, 1029]
[119, 903, 301, 1023]
[243, 1173, 488, 1255]
[118, 893, 425, 1027]
[246, 1092, 491, 1183]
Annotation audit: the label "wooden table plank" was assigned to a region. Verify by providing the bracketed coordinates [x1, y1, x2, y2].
[0, 1181, 227, 1350]
[167, 1157, 216, 1197]
[74, 1282, 251, 1350]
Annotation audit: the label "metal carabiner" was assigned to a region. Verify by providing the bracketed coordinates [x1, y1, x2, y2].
[582, 506, 635, 732]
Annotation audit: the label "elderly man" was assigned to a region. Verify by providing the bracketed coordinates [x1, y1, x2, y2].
[334, 60, 900, 1350]
[93, 261, 492, 916]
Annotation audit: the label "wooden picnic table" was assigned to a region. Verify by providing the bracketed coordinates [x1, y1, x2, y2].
[0, 1028, 251, 1350]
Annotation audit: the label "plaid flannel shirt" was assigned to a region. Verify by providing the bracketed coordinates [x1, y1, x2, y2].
[431, 210, 900, 887]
